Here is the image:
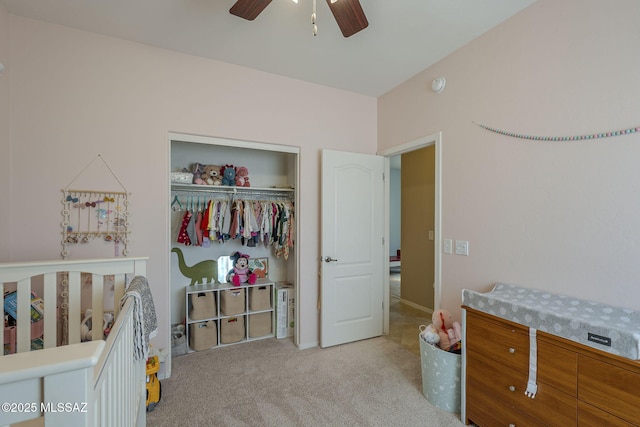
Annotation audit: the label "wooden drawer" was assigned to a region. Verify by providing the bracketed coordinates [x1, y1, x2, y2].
[466, 311, 578, 396]
[536, 336, 578, 396]
[578, 355, 640, 424]
[577, 401, 635, 427]
[466, 311, 529, 369]
[467, 390, 539, 427]
[467, 351, 576, 426]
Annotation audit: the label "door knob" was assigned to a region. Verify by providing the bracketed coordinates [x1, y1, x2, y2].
[324, 256, 338, 263]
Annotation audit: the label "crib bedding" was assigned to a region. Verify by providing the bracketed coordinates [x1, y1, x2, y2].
[462, 283, 640, 360]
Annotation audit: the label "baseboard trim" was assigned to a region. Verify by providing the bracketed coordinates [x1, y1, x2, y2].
[397, 298, 433, 315]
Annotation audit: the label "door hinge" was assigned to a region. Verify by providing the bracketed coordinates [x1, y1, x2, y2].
[382, 237, 385, 245]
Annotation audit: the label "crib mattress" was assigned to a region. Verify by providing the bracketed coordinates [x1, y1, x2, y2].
[462, 283, 640, 360]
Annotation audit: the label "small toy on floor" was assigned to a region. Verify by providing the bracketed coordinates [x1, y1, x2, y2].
[146, 355, 161, 412]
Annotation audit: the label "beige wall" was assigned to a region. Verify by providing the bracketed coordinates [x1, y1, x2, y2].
[0, 6, 9, 261]
[1, 13, 377, 367]
[400, 146, 435, 310]
[379, 0, 640, 319]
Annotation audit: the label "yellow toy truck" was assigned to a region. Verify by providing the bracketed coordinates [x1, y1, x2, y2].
[146, 355, 161, 411]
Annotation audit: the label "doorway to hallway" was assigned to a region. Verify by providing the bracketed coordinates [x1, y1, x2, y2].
[380, 132, 442, 335]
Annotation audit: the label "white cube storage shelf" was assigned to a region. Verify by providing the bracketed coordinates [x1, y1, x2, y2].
[185, 278, 275, 352]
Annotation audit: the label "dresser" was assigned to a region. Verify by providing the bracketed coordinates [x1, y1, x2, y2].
[463, 307, 640, 426]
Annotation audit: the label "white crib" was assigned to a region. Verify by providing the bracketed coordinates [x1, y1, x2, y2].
[0, 257, 148, 427]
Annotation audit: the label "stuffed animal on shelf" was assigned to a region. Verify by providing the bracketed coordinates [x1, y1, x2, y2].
[221, 164, 236, 186]
[203, 165, 222, 185]
[234, 166, 250, 187]
[432, 309, 462, 352]
[191, 162, 206, 185]
[226, 251, 257, 287]
[419, 323, 440, 345]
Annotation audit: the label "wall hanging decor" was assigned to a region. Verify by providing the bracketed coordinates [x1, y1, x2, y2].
[61, 154, 131, 259]
[473, 121, 640, 142]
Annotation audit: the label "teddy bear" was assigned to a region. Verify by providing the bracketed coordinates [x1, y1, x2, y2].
[203, 165, 222, 185]
[419, 323, 440, 345]
[432, 309, 462, 352]
[221, 164, 236, 186]
[191, 162, 206, 185]
[234, 166, 250, 187]
[226, 251, 257, 287]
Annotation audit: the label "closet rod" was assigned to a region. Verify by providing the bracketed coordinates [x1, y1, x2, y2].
[171, 185, 293, 196]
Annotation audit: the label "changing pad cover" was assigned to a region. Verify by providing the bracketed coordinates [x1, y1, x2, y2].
[462, 283, 640, 360]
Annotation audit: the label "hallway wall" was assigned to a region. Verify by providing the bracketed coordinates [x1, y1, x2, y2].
[401, 145, 435, 310]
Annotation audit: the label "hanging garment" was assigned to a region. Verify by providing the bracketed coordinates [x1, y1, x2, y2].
[177, 210, 192, 246]
[186, 209, 197, 244]
[212, 200, 222, 241]
[201, 200, 213, 247]
[206, 199, 216, 241]
[194, 211, 203, 246]
[220, 200, 231, 241]
[229, 200, 241, 239]
[243, 200, 253, 239]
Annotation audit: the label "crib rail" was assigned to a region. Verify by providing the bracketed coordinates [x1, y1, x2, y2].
[1, 257, 147, 354]
[0, 257, 148, 427]
[93, 297, 146, 427]
[0, 338, 105, 426]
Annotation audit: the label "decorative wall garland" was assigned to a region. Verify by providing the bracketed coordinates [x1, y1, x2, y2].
[61, 154, 131, 259]
[473, 121, 640, 142]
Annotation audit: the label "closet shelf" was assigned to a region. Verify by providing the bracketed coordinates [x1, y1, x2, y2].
[171, 183, 294, 194]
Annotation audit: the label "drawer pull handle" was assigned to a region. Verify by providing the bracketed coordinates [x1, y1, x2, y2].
[509, 424, 516, 427]
[509, 385, 516, 392]
[509, 347, 516, 354]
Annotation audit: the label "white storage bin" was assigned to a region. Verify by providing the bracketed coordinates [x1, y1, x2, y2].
[419, 334, 461, 413]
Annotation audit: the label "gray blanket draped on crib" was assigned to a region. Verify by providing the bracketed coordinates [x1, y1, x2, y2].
[120, 275, 158, 360]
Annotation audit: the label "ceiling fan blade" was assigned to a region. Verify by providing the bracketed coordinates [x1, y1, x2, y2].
[229, 0, 273, 21]
[326, 0, 368, 38]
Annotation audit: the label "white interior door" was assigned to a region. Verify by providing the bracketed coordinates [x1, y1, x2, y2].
[320, 149, 385, 348]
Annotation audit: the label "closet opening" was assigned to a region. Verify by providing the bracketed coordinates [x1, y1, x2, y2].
[167, 133, 300, 367]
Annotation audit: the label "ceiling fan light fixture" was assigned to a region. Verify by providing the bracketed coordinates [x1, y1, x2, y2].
[230, 0, 367, 37]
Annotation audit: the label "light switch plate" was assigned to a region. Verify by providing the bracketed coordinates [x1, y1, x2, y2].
[455, 240, 469, 256]
[443, 239, 453, 254]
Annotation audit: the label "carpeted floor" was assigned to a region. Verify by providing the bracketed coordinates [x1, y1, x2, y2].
[148, 337, 463, 426]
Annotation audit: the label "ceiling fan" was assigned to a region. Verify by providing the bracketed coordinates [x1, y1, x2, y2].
[229, 0, 369, 38]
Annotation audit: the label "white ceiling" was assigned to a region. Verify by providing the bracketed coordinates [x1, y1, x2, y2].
[1, 0, 536, 97]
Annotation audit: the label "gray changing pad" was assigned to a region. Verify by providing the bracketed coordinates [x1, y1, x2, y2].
[462, 283, 640, 360]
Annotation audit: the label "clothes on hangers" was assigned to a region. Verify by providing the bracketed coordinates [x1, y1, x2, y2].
[171, 194, 295, 259]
